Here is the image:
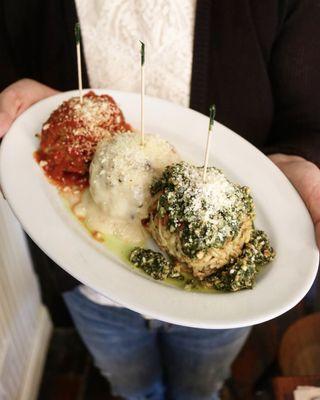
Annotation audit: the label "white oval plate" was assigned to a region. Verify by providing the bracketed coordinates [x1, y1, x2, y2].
[0, 89, 318, 328]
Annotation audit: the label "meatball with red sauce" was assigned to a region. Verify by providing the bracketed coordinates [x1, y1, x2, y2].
[36, 91, 131, 188]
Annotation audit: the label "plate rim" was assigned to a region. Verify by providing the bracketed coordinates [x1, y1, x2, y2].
[0, 88, 318, 329]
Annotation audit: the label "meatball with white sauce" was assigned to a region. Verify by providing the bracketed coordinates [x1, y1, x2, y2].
[89, 132, 180, 224]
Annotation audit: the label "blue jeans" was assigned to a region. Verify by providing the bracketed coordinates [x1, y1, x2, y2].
[63, 287, 250, 400]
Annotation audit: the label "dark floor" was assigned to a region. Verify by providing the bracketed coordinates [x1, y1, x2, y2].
[37, 296, 317, 400]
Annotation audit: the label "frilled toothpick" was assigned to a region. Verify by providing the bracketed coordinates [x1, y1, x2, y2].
[203, 104, 216, 182]
[140, 41, 145, 146]
[75, 22, 83, 104]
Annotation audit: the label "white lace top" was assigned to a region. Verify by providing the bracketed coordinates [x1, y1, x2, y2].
[75, 0, 196, 107]
[74, 0, 196, 306]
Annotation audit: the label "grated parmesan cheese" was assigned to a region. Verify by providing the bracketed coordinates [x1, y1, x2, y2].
[89, 131, 180, 223]
[149, 162, 255, 257]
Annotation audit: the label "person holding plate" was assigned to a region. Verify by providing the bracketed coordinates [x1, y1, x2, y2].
[0, 1, 319, 399]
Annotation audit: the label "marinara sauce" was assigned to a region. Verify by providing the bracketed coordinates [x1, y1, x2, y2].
[35, 91, 131, 189]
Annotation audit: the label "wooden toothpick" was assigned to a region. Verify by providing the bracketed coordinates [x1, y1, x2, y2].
[140, 41, 145, 146]
[75, 22, 83, 104]
[203, 104, 216, 182]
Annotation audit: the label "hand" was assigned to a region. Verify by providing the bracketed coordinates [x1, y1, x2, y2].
[0, 79, 58, 138]
[269, 153, 320, 248]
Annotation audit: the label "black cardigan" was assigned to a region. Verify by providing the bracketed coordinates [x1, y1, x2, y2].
[1, 0, 320, 294]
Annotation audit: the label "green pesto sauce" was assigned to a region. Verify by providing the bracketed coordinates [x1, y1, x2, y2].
[129, 230, 275, 292]
[62, 192, 275, 293]
[202, 230, 275, 291]
[150, 162, 255, 258]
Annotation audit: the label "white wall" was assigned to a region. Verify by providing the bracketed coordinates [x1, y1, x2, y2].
[0, 195, 52, 400]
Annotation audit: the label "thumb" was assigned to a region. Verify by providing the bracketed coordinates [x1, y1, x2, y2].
[0, 79, 58, 138]
[0, 111, 13, 138]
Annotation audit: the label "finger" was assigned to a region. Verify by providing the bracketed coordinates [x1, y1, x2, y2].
[0, 79, 58, 120]
[275, 158, 320, 223]
[316, 221, 320, 249]
[288, 162, 320, 248]
[271, 155, 320, 248]
[295, 164, 320, 229]
[308, 180, 320, 233]
[0, 111, 13, 138]
[13, 79, 58, 116]
[0, 86, 22, 121]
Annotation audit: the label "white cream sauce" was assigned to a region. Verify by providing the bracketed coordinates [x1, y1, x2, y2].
[63, 132, 180, 244]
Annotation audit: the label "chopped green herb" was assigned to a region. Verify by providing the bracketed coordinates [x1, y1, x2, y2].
[130, 248, 182, 281]
[150, 162, 254, 258]
[129, 230, 275, 292]
[204, 230, 275, 291]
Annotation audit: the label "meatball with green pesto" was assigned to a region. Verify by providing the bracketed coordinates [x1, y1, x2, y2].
[144, 162, 255, 279]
